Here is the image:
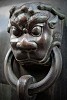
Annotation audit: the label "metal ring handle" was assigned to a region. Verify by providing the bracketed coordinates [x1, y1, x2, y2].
[17, 75, 37, 100]
[4, 46, 62, 94]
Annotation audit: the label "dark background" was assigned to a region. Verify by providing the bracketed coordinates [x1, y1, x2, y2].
[0, 0, 67, 100]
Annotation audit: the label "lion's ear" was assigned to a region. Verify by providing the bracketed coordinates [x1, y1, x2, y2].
[9, 6, 16, 18]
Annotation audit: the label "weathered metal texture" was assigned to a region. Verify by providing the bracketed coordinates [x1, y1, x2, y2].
[0, 0, 66, 100]
[3, 2, 65, 100]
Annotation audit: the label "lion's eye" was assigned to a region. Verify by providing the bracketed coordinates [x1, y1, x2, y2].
[31, 26, 42, 36]
[12, 26, 22, 37]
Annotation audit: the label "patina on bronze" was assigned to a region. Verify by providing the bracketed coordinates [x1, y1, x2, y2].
[4, 2, 65, 100]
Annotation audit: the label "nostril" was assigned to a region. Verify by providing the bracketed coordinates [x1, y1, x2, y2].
[16, 42, 22, 48]
[16, 39, 37, 51]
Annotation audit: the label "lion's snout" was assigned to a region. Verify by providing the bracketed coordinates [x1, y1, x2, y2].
[16, 38, 37, 51]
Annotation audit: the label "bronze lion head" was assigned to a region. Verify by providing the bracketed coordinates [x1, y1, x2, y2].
[7, 3, 64, 65]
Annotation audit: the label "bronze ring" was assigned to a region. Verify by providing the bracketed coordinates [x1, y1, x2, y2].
[17, 75, 37, 100]
[4, 46, 62, 94]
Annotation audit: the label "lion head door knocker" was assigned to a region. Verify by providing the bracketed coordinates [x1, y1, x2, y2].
[4, 2, 65, 100]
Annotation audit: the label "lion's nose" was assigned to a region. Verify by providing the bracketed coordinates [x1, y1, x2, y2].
[16, 38, 37, 51]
